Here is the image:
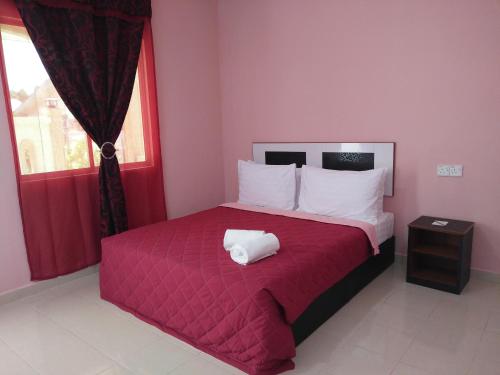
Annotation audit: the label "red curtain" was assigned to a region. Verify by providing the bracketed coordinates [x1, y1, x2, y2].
[0, 1, 166, 280]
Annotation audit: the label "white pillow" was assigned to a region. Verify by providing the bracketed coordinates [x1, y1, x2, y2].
[238, 160, 296, 210]
[298, 165, 386, 223]
[295, 168, 302, 208]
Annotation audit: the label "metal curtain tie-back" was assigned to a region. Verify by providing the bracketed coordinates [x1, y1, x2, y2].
[100, 142, 117, 160]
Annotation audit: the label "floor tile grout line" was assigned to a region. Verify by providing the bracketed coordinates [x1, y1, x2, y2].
[464, 341, 483, 375]
[390, 332, 419, 375]
[357, 275, 457, 375]
[0, 335, 42, 375]
[95, 363, 125, 375]
[397, 318, 486, 375]
[161, 349, 238, 375]
[0, 274, 100, 309]
[326, 291, 421, 375]
[29, 302, 124, 375]
[425, 299, 440, 319]
[29, 294, 159, 375]
[464, 312, 494, 375]
[32, 292, 202, 375]
[2, 266, 499, 375]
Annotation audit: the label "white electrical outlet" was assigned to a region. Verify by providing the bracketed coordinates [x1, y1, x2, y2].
[437, 165, 450, 176]
[437, 164, 463, 177]
[449, 165, 463, 176]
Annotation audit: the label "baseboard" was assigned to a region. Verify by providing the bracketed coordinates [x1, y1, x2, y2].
[0, 265, 99, 306]
[394, 253, 406, 266]
[471, 268, 500, 284]
[1, 253, 497, 307]
[394, 253, 500, 284]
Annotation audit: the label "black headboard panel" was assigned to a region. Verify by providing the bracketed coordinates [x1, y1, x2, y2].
[253, 142, 395, 196]
[265, 151, 307, 168]
[322, 152, 374, 171]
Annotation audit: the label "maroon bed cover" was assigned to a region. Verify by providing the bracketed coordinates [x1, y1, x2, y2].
[100, 206, 372, 375]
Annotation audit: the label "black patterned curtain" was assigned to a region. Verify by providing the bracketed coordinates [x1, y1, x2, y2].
[15, 0, 151, 236]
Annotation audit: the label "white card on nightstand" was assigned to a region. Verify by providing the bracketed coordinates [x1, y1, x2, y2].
[432, 220, 448, 226]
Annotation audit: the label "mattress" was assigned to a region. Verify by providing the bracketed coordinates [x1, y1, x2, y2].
[100, 206, 375, 375]
[375, 212, 394, 245]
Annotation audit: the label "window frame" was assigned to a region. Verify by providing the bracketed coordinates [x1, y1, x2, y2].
[0, 3, 156, 182]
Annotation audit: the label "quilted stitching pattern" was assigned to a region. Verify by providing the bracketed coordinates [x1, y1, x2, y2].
[100, 207, 370, 375]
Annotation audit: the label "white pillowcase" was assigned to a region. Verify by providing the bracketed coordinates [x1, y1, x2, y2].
[238, 160, 296, 210]
[295, 168, 302, 208]
[298, 165, 386, 223]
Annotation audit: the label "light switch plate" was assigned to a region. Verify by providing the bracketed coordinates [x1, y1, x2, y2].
[437, 164, 463, 177]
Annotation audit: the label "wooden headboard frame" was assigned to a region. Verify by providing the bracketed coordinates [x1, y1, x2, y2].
[252, 142, 395, 197]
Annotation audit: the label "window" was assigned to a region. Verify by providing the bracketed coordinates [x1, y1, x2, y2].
[0, 24, 148, 177]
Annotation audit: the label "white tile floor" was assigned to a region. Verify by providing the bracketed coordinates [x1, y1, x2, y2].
[1, 263, 500, 375]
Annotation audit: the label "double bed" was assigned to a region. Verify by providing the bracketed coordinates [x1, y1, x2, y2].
[100, 142, 396, 375]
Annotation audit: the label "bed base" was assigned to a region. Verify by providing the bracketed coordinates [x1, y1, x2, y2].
[292, 236, 395, 345]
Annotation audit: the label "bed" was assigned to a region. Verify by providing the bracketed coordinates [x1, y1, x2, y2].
[100, 142, 396, 375]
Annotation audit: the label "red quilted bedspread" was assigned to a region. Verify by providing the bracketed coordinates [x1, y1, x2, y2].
[100, 206, 371, 375]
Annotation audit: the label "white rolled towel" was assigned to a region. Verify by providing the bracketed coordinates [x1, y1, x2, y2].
[229, 233, 280, 265]
[223, 229, 265, 251]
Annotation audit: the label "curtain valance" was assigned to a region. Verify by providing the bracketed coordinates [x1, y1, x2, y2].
[16, 0, 151, 21]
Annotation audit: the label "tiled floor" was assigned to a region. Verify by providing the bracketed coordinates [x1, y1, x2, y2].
[1, 262, 500, 375]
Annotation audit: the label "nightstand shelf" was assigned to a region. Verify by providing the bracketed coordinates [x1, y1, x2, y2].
[410, 268, 457, 287]
[411, 244, 459, 261]
[406, 216, 474, 294]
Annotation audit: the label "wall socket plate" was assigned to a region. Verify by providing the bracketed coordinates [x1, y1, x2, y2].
[437, 164, 463, 177]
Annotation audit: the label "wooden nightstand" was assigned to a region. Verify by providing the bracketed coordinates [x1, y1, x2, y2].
[406, 216, 474, 294]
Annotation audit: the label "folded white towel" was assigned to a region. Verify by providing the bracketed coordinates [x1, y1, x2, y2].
[223, 229, 266, 251]
[229, 233, 280, 265]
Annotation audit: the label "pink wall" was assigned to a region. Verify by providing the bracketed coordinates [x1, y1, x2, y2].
[2, 0, 500, 294]
[0, 76, 31, 294]
[218, 0, 500, 273]
[0, 0, 225, 294]
[152, 0, 225, 218]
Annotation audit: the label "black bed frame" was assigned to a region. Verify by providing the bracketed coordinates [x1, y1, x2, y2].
[260, 143, 396, 346]
[292, 236, 395, 345]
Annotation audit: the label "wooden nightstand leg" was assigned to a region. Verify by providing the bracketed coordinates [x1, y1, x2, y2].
[460, 230, 473, 292]
[406, 228, 417, 280]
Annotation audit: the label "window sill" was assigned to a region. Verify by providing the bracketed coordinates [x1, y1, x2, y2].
[20, 161, 154, 182]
